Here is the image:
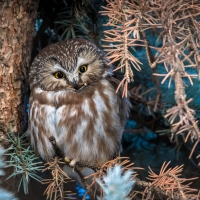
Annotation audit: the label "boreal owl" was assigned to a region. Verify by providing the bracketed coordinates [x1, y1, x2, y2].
[27, 38, 130, 167]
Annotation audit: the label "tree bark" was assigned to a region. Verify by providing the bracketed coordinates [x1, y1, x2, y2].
[0, 0, 39, 193]
[0, 0, 39, 138]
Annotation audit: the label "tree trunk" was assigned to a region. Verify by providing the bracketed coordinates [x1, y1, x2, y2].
[0, 0, 39, 193]
[0, 0, 39, 138]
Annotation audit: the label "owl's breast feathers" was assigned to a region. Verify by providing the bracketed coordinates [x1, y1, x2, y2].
[28, 78, 129, 166]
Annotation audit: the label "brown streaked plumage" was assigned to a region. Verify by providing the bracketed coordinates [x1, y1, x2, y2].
[27, 38, 130, 167]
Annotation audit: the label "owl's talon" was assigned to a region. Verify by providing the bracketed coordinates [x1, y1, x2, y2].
[64, 156, 70, 163]
[69, 159, 77, 167]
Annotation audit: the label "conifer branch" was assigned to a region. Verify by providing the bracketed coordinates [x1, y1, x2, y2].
[42, 157, 75, 200]
[4, 133, 43, 194]
[132, 162, 199, 200]
[100, 0, 145, 97]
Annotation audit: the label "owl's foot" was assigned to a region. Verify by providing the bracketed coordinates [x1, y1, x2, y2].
[69, 159, 77, 167]
[64, 156, 71, 163]
[64, 157, 79, 168]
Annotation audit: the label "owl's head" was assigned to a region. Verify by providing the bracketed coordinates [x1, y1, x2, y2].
[29, 39, 112, 91]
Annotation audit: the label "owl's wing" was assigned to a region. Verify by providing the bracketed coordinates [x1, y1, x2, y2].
[27, 99, 57, 160]
[106, 76, 131, 127]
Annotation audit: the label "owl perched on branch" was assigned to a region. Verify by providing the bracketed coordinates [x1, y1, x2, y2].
[27, 38, 130, 167]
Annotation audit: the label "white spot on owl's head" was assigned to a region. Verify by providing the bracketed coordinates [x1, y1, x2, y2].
[53, 63, 66, 72]
[77, 57, 86, 67]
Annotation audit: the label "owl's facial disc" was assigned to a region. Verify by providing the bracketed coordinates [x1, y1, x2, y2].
[52, 63, 80, 90]
[63, 57, 90, 90]
[37, 51, 103, 92]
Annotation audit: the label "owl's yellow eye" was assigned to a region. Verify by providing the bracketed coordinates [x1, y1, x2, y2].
[54, 71, 65, 79]
[78, 65, 87, 74]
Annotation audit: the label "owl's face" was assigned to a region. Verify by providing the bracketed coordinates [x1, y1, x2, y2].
[30, 39, 112, 91]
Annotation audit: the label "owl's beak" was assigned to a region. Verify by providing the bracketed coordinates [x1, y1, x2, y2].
[72, 79, 79, 90]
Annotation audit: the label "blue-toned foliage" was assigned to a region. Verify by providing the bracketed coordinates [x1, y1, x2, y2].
[0, 146, 18, 200]
[4, 133, 43, 194]
[124, 120, 157, 151]
[96, 165, 135, 200]
[76, 183, 90, 199]
[0, 147, 5, 176]
[0, 188, 18, 200]
[35, 17, 43, 33]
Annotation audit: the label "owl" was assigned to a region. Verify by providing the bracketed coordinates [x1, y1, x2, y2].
[27, 38, 130, 167]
